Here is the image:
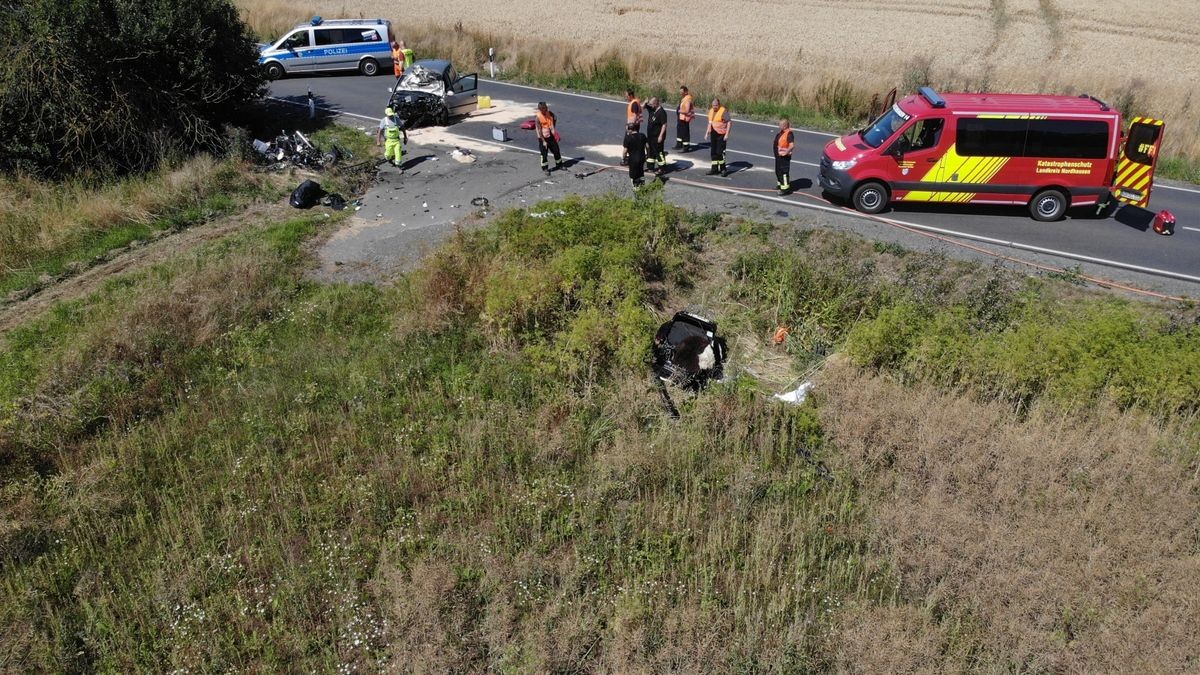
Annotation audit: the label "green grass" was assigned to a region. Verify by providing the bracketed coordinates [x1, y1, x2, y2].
[2, 191, 1196, 670]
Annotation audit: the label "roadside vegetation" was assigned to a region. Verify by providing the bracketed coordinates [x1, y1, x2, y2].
[0, 109, 371, 304]
[3, 186, 1197, 670]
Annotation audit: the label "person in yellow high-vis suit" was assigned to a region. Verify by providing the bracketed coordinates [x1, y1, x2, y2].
[375, 106, 407, 169]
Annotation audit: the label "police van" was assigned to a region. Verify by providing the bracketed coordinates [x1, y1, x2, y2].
[259, 17, 393, 79]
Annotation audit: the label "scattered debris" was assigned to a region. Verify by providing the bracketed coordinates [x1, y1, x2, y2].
[450, 147, 477, 163]
[773, 381, 813, 405]
[529, 209, 567, 219]
[322, 193, 348, 210]
[253, 130, 352, 171]
[289, 179, 325, 209]
[772, 326, 790, 345]
[653, 311, 728, 390]
[470, 197, 489, 208]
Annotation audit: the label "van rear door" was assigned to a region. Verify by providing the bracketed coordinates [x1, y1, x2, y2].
[1113, 117, 1165, 208]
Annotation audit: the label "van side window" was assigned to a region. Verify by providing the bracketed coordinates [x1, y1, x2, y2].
[1025, 119, 1109, 159]
[958, 118, 1027, 156]
[283, 30, 310, 49]
[314, 29, 338, 46]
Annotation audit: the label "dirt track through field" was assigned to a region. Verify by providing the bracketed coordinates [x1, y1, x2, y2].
[0, 201, 295, 335]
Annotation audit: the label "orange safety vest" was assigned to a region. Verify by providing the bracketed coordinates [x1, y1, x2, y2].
[678, 94, 694, 122]
[709, 106, 730, 135]
[776, 129, 794, 156]
[536, 110, 555, 137]
[627, 98, 642, 125]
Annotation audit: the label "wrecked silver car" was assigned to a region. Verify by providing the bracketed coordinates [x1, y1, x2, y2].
[387, 59, 478, 127]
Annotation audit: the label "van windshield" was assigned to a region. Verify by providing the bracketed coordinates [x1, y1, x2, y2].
[860, 105, 910, 148]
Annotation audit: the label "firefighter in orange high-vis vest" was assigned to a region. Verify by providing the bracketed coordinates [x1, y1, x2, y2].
[674, 85, 695, 151]
[535, 101, 564, 175]
[704, 98, 731, 176]
[391, 40, 404, 77]
[621, 88, 642, 166]
[774, 118, 795, 195]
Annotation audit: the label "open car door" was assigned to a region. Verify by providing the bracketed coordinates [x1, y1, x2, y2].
[448, 73, 478, 118]
[1113, 117, 1165, 208]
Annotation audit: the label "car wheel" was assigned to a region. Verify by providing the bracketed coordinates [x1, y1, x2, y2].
[265, 62, 285, 80]
[436, 105, 449, 126]
[1030, 188, 1068, 222]
[852, 181, 888, 214]
[359, 58, 379, 76]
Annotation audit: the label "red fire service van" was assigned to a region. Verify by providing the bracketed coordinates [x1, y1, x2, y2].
[818, 87, 1165, 221]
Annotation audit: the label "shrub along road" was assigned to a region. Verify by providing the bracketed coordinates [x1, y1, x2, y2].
[270, 75, 1200, 292]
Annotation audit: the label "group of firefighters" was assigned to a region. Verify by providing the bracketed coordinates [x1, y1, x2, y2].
[377, 77, 797, 196]
[539, 85, 795, 195]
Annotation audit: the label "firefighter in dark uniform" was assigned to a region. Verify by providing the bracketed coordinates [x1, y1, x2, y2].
[534, 101, 564, 175]
[704, 98, 731, 176]
[674, 85, 695, 151]
[623, 122, 648, 187]
[645, 97, 669, 175]
[774, 117, 794, 195]
[621, 89, 642, 166]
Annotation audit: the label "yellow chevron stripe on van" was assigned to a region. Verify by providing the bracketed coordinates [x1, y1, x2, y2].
[901, 144, 1010, 203]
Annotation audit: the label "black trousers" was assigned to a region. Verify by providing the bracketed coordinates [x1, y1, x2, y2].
[539, 135, 561, 168]
[628, 157, 645, 184]
[677, 119, 691, 146]
[647, 135, 665, 168]
[775, 155, 791, 189]
[710, 132, 727, 169]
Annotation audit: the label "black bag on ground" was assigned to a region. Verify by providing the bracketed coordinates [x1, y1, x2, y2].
[289, 179, 325, 209]
[652, 311, 727, 389]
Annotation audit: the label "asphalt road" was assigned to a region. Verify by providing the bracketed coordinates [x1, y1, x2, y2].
[269, 74, 1200, 287]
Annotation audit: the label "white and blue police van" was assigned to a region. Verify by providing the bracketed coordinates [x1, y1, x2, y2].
[259, 17, 393, 79]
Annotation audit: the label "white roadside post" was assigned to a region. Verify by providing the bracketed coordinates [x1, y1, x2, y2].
[488, 48, 495, 78]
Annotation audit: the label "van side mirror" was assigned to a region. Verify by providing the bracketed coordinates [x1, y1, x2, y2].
[886, 145, 903, 160]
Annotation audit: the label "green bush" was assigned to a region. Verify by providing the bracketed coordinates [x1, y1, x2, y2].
[0, 0, 265, 177]
[848, 296, 1200, 416]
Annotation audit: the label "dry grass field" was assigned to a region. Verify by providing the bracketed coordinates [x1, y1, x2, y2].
[239, 0, 1200, 161]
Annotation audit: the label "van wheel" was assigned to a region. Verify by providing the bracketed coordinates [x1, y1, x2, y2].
[264, 62, 284, 80]
[1030, 188, 1068, 221]
[852, 181, 888, 214]
[359, 58, 380, 76]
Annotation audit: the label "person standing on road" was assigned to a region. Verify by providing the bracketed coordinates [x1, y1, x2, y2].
[645, 97, 669, 175]
[704, 98, 732, 176]
[624, 123, 648, 187]
[674, 85, 695, 151]
[622, 89, 643, 166]
[774, 117, 795, 195]
[398, 41, 415, 70]
[391, 40, 404, 78]
[535, 101, 564, 175]
[376, 106, 407, 170]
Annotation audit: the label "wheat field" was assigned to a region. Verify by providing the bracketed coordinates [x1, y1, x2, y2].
[240, 0, 1199, 158]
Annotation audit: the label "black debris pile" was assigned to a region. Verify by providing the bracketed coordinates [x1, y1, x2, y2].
[653, 311, 728, 390]
[253, 130, 351, 171]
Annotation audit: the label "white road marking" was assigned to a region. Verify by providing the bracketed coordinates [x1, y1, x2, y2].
[1184, 226, 1200, 233]
[1160, 183, 1200, 195]
[481, 78, 841, 138]
[269, 96, 1199, 285]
